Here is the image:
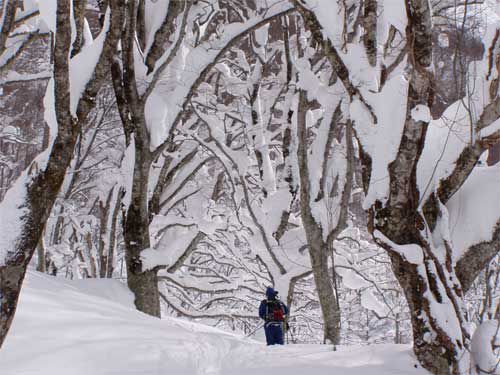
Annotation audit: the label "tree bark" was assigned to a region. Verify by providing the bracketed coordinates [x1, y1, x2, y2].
[0, 0, 124, 349]
[106, 187, 123, 278]
[296, 90, 341, 345]
[98, 187, 114, 278]
[0, 0, 76, 348]
[123, 136, 160, 317]
[36, 233, 46, 273]
[309, 240, 341, 345]
[291, 1, 493, 373]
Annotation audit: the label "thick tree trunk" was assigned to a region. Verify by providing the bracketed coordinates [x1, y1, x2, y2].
[372, 193, 469, 375]
[384, 244, 465, 374]
[124, 139, 160, 317]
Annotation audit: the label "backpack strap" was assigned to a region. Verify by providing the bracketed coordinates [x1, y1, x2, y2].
[264, 299, 275, 321]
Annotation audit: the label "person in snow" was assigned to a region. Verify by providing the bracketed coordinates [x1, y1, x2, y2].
[258, 287, 289, 345]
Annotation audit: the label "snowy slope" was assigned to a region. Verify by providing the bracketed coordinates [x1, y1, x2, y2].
[0, 272, 429, 375]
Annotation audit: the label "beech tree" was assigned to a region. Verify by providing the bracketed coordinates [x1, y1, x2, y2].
[108, 0, 295, 317]
[0, 0, 124, 349]
[292, 0, 500, 373]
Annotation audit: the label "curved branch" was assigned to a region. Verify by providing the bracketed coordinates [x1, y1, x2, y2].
[167, 231, 207, 273]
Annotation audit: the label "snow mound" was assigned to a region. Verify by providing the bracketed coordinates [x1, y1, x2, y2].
[0, 272, 429, 375]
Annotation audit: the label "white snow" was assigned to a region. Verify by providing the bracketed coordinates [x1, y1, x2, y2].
[119, 137, 136, 211]
[373, 231, 424, 265]
[142, 0, 293, 151]
[380, 0, 407, 34]
[144, 0, 171, 55]
[437, 33, 449, 48]
[68, 8, 110, 115]
[350, 73, 409, 210]
[447, 163, 500, 259]
[471, 320, 500, 374]
[38, 0, 57, 33]
[410, 105, 431, 123]
[3, 71, 51, 83]
[417, 100, 479, 204]
[361, 289, 390, 317]
[336, 266, 371, 290]
[0, 271, 430, 375]
[142, 223, 199, 271]
[0, 170, 29, 266]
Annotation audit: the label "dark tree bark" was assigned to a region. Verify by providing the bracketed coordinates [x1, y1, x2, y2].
[71, 0, 88, 57]
[363, 0, 377, 67]
[123, 133, 160, 316]
[98, 187, 114, 278]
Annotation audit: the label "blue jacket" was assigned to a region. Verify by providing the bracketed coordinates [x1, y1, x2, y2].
[259, 287, 289, 320]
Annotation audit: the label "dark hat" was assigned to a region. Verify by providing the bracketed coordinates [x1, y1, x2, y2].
[266, 287, 278, 298]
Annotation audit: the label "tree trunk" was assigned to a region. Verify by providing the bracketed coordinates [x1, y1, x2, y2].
[395, 313, 400, 344]
[123, 139, 160, 317]
[0, 104, 79, 349]
[36, 234, 46, 273]
[98, 187, 114, 278]
[296, 90, 341, 345]
[0, 0, 124, 348]
[386, 248, 466, 374]
[309, 243, 341, 345]
[373, 199, 469, 375]
[106, 187, 123, 278]
[0, 0, 76, 349]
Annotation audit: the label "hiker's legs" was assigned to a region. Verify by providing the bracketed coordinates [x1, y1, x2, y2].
[275, 324, 284, 345]
[264, 324, 272, 345]
[266, 323, 283, 345]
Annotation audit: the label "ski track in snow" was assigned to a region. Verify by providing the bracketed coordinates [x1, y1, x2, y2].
[0, 272, 429, 375]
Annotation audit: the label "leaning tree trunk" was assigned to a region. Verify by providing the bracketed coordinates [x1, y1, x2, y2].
[0, 121, 79, 349]
[0, 0, 123, 349]
[0, 1, 77, 348]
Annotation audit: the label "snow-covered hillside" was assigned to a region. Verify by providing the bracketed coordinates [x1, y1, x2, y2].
[0, 272, 428, 375]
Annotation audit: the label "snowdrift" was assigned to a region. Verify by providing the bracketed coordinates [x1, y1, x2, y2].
[0, 272, 429, 375]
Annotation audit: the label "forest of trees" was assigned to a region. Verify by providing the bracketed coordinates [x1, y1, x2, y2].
[0, 1, 498, 375]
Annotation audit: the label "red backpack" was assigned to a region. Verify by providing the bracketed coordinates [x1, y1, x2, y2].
[266, 300, 284, 321]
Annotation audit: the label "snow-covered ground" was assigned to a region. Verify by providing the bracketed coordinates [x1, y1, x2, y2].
[0, 272, 429, 375]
